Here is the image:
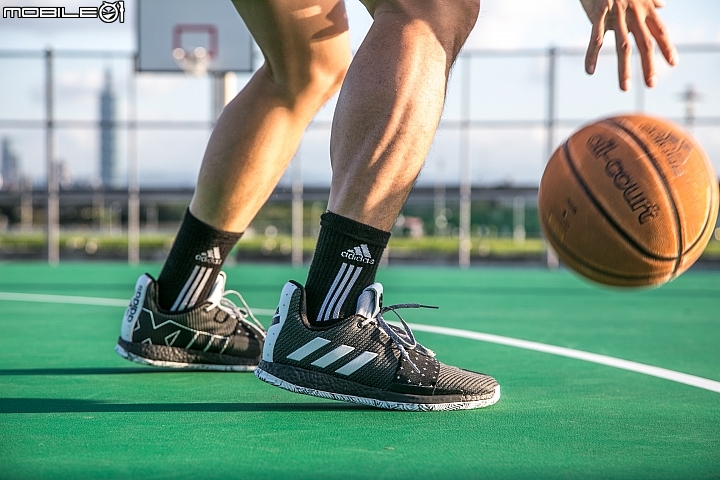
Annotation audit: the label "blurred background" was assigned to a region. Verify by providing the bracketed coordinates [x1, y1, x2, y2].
[0, 0, 718, 267]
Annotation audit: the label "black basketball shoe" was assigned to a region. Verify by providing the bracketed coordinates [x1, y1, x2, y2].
[255, 281, 500, 411]
[115, 272, 265, 371]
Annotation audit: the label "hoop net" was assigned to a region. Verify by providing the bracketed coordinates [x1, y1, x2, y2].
[172, 47, 213, 76]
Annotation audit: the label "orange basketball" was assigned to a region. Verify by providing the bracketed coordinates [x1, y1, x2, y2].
[538, 114, 719, 287]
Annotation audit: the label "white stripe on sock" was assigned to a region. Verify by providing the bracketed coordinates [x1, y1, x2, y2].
[170, 265, 200, 312]
[186, 267, 213, 309]
[335, 351, 378, 376]
[331, 265, 362, 319]
[287, 337, 331, 361]
[317, 263, 348, 322]
[178, 266, 207, 311]
[321, 264, 356, 321]
[311, 345, 355, 368]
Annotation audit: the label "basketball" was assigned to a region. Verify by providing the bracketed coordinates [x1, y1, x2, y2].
[539, 114, 719, 287]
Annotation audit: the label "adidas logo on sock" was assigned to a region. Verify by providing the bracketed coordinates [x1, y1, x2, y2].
[341, 244, 375, 265]
[195, 247, 223, 265]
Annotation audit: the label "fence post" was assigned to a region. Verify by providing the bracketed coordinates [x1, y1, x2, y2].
[128, 62, 140, 265]
[291, 151, 303, 267]
[513, 196, 526, 243]
[459, 57, 472, 268]
[545, 47, 559, 269]
[45, 48, 59, 265]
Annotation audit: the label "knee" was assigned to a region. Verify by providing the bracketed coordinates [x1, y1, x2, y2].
[263, 49, 350, 109]
[365, 0, 480, 58]
[448, 0, 481, 42]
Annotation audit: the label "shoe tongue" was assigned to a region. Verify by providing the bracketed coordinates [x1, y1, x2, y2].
[206, 271, 227, 304]
[356, 283, 383, 319]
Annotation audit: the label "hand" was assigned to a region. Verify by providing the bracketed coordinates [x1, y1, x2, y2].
[580, 0, 678, 91]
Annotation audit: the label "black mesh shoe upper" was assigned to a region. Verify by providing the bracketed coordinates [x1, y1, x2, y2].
[267, 282, 498, 401]
[130, 275, 264, 360]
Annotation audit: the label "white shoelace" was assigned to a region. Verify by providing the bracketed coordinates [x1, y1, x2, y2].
[205, 289, 266, 339]
[359, 303, 437, 373]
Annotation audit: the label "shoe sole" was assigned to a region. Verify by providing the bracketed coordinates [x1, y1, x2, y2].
[255, 362, 500, 412]
[115, 341, 257, 372]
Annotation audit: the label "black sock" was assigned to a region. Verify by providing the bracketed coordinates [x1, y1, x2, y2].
[156, 209, 242, 312]
[305, 211, 390, 325]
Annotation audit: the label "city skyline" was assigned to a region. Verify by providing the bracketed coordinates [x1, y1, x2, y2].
[0, 0, 718, 188]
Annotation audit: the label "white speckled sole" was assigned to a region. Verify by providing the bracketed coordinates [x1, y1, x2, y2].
[255, 366, 501, 411]
[115, 343, 256, 372]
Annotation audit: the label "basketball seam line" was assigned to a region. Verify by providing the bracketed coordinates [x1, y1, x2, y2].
[671, 143, 717, 257]
[561, 141, 676, 262]
[602, 120, 683, 273]
[682, 192, 715, 257]
[539, 201, 671, 281]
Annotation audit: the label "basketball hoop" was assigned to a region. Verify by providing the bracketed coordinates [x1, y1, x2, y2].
[137, 1, 253, 73]
[170, 24, 218, 76]
[172, 46, 212, 76]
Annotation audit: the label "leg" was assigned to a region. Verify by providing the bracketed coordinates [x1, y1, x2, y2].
[257, 0, 499, 411]
[158, 0, 351, 311]
[191, 0, 351, 232]
[116, 1, 351, 371]
[303, 0, 480, 321]
[329, 0, 480, 230]
[257, 0, 499, 405]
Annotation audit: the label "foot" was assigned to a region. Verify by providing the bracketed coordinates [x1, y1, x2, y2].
[115, 272, 265, 371]
[255, 281, 500, 411]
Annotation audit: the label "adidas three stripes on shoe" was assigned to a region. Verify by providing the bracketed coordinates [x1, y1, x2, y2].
[115, 272, 266, 371]
[255, 281, 501, 411]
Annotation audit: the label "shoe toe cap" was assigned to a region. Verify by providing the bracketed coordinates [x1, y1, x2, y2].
[434, 364, 499, 398]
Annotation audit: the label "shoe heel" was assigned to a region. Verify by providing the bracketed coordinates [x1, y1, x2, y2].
[262, 281, 299, 363]
[121, 274, 152, 341]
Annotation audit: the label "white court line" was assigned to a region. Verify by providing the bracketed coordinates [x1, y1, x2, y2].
[1, 291, 718, 393]
[405, 323, 720, 394]
[0, 291, 276, 316]
[0, 291, 129, 307]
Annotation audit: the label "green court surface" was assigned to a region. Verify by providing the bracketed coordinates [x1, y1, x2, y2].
[1, 263, 719, 479]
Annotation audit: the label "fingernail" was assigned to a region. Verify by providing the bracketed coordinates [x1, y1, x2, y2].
[648, 75, 656, 88]
[670, 49, 679, 65]
[622, 79, 631, 91]
[587, 64, 595, 75]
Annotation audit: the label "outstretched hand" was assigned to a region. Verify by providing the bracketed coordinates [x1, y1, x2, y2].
[580, 0, 677, 91]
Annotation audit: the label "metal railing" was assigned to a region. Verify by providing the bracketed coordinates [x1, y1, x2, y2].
[1, 44, 719, 265]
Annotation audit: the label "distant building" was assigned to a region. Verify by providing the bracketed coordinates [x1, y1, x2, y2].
[59, 161, 73, 189]
[99, 70, 117, 187]
[1, 137, 21, 190]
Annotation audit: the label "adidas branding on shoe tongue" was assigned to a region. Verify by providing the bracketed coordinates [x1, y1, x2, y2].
[341, 243, 375, 264]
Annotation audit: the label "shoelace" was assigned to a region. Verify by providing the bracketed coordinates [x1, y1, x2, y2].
[205, 289, 266, 339]
[359, 303, 437, 373]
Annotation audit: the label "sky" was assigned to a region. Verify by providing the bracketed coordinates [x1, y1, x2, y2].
[0, 0, 719, 188]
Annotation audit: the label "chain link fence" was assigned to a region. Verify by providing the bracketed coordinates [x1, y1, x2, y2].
[0, 45, 719, 265]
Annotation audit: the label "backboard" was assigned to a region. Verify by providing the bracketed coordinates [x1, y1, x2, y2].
[137, 0, 254, 73]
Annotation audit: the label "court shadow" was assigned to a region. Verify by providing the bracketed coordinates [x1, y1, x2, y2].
[0, 398, 373, 414]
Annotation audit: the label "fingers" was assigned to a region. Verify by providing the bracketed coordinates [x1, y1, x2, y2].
[613, 6, 632, 91]
[646, 10, 678, 66]
[584, 7, 607, 75]
[628, 13, 656, 87]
